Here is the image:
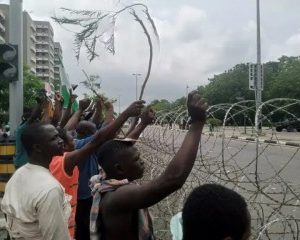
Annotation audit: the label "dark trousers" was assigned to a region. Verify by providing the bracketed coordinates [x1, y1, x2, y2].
[75, 197, 93, 240]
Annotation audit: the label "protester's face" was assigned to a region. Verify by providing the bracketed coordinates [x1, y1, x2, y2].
[39, 125, 64, 157]
[119, 147, 145, 181]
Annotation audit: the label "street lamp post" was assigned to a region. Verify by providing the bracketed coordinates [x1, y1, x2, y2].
[256, 0, 262, 134]
[132, 73, 142, 100]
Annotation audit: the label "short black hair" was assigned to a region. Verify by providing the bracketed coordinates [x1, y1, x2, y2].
[21, 122, 49, 156]
[96, 139, 134, 173]
[76, 120, 96, 139]
[182, 184, 249, 240]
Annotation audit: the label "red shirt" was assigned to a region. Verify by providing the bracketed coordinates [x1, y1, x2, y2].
[50, 153, 79, 239]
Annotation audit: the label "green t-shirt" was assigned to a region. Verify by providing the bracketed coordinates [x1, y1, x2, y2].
[13, 122, 28, 168]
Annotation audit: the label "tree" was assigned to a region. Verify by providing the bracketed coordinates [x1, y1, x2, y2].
[149, 99, 171, 112]
[265, 56, 300, 99]
[0, 65, 43, 123]
[52, 3, 159, 102]
[23, 65, 44, 108]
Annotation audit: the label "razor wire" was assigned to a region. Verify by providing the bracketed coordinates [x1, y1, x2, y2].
[135, 98, 300, 240]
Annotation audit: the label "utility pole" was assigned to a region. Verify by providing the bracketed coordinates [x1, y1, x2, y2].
[256, 0, 262, 134]
[132, 73, 141, 100]
[9, 0, 23, 136]
[118, 95, 121, 115]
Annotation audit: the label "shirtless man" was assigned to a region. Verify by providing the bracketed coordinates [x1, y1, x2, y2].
[92, 91, 208, 240]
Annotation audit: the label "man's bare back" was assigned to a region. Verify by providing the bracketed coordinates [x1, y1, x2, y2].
[100, 189, 140, 240]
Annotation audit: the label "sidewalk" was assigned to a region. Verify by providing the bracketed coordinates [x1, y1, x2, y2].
[202, 126, 300, 147]
[0, 206, 7, 239]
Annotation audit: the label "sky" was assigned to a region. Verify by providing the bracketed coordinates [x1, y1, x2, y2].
[1, 0, 300, 111]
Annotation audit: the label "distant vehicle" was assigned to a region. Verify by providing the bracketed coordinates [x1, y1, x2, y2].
[275, 118, 300, 132]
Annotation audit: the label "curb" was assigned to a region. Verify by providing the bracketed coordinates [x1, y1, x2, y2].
[202, 132, 300, 147]
[237, 136, 300, 147]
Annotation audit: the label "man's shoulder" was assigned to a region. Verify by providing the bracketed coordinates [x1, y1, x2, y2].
[102, 184, 140, 207]
[75, 135, 94, 148]
[12, 164, 62, 190]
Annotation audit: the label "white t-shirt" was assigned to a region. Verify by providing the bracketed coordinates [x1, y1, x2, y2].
[1, 163, 71, 240]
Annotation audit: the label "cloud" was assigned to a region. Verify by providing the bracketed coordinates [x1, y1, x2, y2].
[2, 0, 300, 110]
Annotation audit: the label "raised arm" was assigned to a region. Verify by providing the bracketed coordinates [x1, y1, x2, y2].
[64, 100, 145, 175]
[27, 98, 46, 124]
[63, 98, 91, 131]
[90, 97, 104, 127]
[126, 107, 155, 140]
[102, 101, 115, 127]
[109, 91, 208, 210]
[52, 92, 64, 127]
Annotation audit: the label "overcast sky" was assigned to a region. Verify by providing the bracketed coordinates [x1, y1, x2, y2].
[2, 0, 300, 110]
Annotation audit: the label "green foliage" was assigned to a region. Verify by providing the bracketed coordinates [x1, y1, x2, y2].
[149, 99, 171, 112]
[0, 65, 43, 123]
[23, 66, 44, 108]
[150, 55, 300, 113]
[265, 56, 300, 99]
[206, 118, 222, 127]
[199, 64, 254, 105]
[200, 56, 300, 104]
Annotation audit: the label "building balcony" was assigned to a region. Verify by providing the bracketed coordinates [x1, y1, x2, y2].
[30, 24, 36, 32]
[36, 49, 49, 53]
[30, 67, 36, 74]
[36, 65, 49, 70]
[36, 32, 48, 37]
[0, 35, 5, 44]
[30, 46, 36, 53]
[36, 56, 49, 61]
[49, 51, 54, 58]
[30, 57, 36, 63]
[36, 24, 48, 29]
[36, 72, 50, 78]
[0, 11, 5, 21]
[36, 41, 49, 45]
[30, 35, 36, 42]
[0, 22, 5, 33]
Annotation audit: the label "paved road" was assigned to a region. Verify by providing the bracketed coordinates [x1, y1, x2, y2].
[142, 126, 300, 239]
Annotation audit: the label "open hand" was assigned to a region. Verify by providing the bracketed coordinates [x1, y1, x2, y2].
[187, 91, 208, 123]
[141, 107, 155, 125]
[94, 97, 104, 111]
[79, 98, 91, 111]
[104, 101, 114, 111]
[123, 100, 145, 118]
[55, 91, 63, 102]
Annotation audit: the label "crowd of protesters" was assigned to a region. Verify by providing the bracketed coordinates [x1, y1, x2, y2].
[0, 88, 251, 240]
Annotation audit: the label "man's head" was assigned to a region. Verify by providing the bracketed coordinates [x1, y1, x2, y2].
[21, 107, 32, 123]
[182, 184, 251, 240]
[96, 139, 145, 181]
[21, 123, 64, 165]
[76, 120, 97, 139]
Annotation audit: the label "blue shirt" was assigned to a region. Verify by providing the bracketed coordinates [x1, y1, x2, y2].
[75, 135, 99, 200]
